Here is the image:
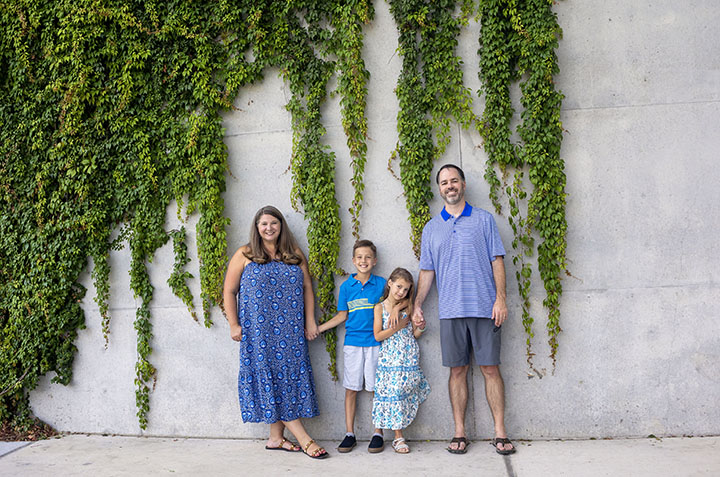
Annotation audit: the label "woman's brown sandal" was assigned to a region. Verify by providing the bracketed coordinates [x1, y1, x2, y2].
[265, 437, 301, 452]
[303, 439, 329, 459]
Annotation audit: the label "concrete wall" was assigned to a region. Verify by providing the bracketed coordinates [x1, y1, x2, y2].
[30, 1, 720, 439]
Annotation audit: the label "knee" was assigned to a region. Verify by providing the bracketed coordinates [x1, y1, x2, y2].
[479, 365, 501, 379]
[450, 365, 469, 380]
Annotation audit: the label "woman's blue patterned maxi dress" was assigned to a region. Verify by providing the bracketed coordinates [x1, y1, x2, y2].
[237, 261, 319, 423]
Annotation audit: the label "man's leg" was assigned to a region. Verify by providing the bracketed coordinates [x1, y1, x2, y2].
[448, 364, 469, 451]
[479, 365, 514, 452]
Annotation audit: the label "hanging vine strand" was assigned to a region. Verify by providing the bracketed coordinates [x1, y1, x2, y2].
[388, 0, 476, 258]
[477, 0, 568, 370]
[332, 1, 374, 239]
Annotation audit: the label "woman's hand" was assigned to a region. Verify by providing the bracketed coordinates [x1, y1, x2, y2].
[305, 322, 319, 341]
[230, 324, 243, 342]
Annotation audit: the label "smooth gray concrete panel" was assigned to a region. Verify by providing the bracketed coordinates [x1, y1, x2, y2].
[30, 308, 139, 436]
[556, 0, 720, 111]
[562, 102, 720, 292]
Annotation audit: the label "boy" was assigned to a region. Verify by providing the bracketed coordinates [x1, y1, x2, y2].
[319, 239, 386, 453]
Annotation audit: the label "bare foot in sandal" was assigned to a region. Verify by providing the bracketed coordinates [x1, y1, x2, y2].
[265, 437, 300, 452]
[447, 436, 469, 454]
[302, 439, 329, 459]
[392, 437, 410, 454]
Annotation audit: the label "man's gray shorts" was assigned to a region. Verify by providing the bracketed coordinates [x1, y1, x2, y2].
[440, 317, 501, 367]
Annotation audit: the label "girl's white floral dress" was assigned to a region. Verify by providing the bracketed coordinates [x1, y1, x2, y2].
[372, 303, 431, 430]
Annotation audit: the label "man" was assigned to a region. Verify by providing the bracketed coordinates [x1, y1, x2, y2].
[412, 164, 516, 455]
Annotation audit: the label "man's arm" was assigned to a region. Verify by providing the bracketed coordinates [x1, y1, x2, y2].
[412, 269, 435, 328]
[491, 256, 508, 327]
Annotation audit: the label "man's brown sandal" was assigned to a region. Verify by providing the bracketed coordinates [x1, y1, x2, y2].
[491, 437, 516, 455]
[447, 436, 469, 454]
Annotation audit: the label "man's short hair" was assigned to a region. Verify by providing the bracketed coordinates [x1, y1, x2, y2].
[436, 164, 466, 184]
[353, 239, 377, 257]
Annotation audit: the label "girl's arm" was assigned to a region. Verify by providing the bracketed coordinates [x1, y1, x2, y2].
[374, 304, 410, 342]
[297, 248, 319, 341]
[412, 320, 425, 339]
[373, 304, 384, 341]
[223, 246, 250, 341]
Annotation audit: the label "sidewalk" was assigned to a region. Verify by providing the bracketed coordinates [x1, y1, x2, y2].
[1, 434, 718, 476]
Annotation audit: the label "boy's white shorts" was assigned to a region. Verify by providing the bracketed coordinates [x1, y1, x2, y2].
[342, 345, 380, 392]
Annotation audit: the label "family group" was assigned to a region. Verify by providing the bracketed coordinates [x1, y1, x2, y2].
[222, 164, 516, 459]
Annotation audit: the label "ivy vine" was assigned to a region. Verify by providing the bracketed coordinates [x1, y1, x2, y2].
[168, 227, 198, 324]
[0, 1, 245, 429]
[388, 0, 476, 258]
[477, 0, 567, 370]
[0, 0, 568, 433]
[332, 2, 373, 240]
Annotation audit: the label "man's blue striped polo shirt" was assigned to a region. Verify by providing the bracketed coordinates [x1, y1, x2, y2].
[419, 202, 505, 319]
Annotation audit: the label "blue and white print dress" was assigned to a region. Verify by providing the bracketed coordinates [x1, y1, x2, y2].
[237, 261, 319, 423]
[372, 303, 430, 430]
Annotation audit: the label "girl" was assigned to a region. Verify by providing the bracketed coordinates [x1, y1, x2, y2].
[371, 268, 431, 454]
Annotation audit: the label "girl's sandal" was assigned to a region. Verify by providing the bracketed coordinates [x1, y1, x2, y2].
[392, 438, 410, 454]
[303, 439, 329, 459]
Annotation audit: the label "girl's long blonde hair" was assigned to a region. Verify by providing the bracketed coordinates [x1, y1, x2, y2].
[243, 205, 302, 265]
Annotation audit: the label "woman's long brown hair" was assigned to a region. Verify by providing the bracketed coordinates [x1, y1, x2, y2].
[243, 205, 302, 265]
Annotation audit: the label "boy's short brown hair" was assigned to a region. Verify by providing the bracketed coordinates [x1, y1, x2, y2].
[352, 239, 377, 257]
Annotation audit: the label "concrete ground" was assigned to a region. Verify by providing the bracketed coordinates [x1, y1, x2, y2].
[1, 435, 719, 476]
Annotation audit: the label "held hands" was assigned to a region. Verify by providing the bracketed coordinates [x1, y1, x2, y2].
[305, 322, 319, 341]
[412, 306, 426, 330]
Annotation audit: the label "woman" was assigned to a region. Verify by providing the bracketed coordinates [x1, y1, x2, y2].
[223, 205, 328, 459]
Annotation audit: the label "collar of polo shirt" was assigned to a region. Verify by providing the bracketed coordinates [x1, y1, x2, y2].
[441, 202, 473, 221]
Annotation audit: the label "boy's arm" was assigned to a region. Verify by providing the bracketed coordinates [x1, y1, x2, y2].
[318, 310, 348, 333]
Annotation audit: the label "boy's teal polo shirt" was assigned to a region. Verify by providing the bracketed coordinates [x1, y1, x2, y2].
[337, 273, 386, 347]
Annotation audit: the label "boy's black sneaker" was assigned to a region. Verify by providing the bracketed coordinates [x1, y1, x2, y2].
[337, 434, 357, 453]
[368, 434, 384, 453]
